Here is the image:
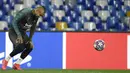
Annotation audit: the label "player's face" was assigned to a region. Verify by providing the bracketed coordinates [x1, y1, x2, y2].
[35, 8, 45, 16]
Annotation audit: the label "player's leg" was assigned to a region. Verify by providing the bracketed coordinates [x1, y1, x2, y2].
[8, 29, 26, 58]
[13, 33, 33, 70]
[21, 33, 33, 60]
[21, 41, 33, 59]
[13, 43, 33, 70]
[2, 29, 25, 70]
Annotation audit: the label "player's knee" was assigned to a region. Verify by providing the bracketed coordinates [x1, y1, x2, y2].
[27, 46, 33, 51]
[26, 43, 34, 49]
[30, 43, 34, 49]
[30, 45, 34, 49]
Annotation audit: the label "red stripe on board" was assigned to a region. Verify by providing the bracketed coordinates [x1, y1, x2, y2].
[66, 33, 127, 69]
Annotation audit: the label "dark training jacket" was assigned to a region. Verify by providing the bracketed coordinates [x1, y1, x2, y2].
[11, 8, 39, 38]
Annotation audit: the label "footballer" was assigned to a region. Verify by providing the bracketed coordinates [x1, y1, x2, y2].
[1, 6, 45, 70]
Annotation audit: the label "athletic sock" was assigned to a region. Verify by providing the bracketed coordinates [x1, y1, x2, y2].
[5, 55, 11, 61]
[15, 58, 23, 64]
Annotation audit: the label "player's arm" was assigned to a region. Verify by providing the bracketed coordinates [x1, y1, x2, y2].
[28, 21, 37, 41]
[12, 13, 23, 37]
[12, 11, 25, 43]
[12, 8, 32, 36]
[27, 15, 38, 41]
[12, 8, 31, 43]
[26, 17, 38, 48]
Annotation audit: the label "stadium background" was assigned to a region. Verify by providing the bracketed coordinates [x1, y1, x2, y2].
[0, 0, 130, 31]
[0, 0, 130, 73]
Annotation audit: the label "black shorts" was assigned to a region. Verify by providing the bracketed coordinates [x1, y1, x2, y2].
[9, 28, 29, 48]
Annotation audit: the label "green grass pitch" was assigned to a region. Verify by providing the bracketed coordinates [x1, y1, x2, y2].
[0, 69, 130, 73]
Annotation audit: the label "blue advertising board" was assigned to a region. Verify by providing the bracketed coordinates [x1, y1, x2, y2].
[0, 32, 63, 69]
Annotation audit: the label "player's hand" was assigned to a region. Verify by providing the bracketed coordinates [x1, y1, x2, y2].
[16, 36, 23, 44]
